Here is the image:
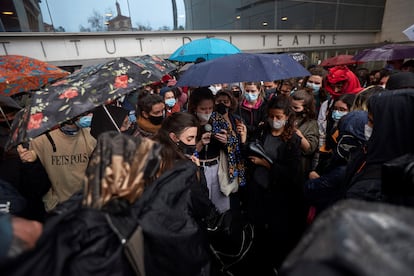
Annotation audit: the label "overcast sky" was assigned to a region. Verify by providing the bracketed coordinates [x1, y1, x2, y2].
[40, 0, 185, 32]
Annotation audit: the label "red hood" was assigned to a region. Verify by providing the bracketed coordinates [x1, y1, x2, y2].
[325, 66, 363, 98]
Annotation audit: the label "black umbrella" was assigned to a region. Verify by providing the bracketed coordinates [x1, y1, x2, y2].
[6, 56, 176, 149]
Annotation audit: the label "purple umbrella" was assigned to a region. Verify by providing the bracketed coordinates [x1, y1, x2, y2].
[353, 44, 414, 61]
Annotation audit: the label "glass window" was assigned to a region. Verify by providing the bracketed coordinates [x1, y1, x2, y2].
[0, 0, 385, 32]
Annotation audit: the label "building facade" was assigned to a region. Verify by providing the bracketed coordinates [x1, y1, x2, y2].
[0, 0, 412, 68]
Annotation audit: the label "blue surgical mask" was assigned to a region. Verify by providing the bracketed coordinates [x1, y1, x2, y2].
[245, 92, 259, 102]
[306, 82, 321, 95]
[128, 113, 136, 123]
[75, 116, 92, 128]
[331, 110, 348, 121]
[60, 124, 79, 135]
[165, 98, 176, 108]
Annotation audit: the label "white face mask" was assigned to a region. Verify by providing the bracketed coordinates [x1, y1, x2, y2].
[268, 118, 286, 130]
[209, 85, 222, 95]
[196, 112, 212, 123]
[364, 124, 373, 141]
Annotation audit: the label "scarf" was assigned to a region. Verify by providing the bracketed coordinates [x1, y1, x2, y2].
[136, 116, 161, 135]
[211, 112, 246, 186]
[83, 132, 161, 209]
[165, 103, 181, 117]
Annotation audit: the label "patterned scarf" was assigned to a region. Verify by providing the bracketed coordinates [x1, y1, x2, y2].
[211, 112, 246, 186]
[83, 132, 161, 209]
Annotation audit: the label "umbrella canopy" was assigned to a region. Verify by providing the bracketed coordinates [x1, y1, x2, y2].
[353, 44, 414, 61]
[6, 56, 176, 149]
[169, 37, 241, 62]
[176, 53, 310, 87]
[0, 55, 70, 96]
[320, 54, 362, 67]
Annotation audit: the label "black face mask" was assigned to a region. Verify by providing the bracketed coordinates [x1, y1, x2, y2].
[215, 103, 229, 115]
[177, 140, 196, 157]
[265, 88, 277, 97]
[232, 91, 241, 98]
[295, 111, 306, 118]
[148, 115, 164, 125]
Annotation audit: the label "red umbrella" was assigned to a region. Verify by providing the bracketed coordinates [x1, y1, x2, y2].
[0, 55, 70, 96]
[320, 54, 362, 67]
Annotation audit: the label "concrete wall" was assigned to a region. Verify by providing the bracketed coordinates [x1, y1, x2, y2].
[379, 0, 414, 43]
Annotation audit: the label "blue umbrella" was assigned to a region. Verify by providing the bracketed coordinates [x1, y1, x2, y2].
[176, 53, 310, 87]
[169, 37, 241, 62]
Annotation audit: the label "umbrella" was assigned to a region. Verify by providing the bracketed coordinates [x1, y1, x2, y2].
[6, 56, 176, 149]
[0, 95, 21, 128]
[320, 54, 362, 67]
[169, 37, 241, 62]
[0, 55, 70, 96]
[176, 53, 310, 87]
[353, 44, 414, 61]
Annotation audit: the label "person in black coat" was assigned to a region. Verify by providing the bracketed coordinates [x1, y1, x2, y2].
[244, 95, 306, 274]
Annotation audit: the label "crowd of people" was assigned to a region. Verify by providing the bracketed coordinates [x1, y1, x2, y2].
[1, 57, 414, 276]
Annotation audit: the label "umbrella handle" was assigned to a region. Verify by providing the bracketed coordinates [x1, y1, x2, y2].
[102, 105, 121, 133]
[0, 106, 11, 129]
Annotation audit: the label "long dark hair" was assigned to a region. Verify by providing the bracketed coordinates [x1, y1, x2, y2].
[267, 95, 296, 142]
[154, 112, 200, 174]
[187, 87, 214, 115]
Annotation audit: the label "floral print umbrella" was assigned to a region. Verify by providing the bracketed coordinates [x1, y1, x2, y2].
[0, 55, 70, 96]
[6, 56, 176, 149]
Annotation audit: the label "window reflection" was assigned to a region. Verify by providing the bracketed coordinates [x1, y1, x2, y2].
[0, 0, 385, 33]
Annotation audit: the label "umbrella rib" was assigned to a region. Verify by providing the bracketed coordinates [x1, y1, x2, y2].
[102, 104, 121, 133]
[0, 106, 11, 129]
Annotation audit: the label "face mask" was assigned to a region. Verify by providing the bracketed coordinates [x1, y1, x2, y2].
[177, 140, 196, 157]
[148, 115, 164, 125]
[75, 115, 92, 128]
[209, 85, 222, 95]
[295, 111, 305, 118]
[215, 103, 228, 115]
[268, 118, 286, 130]
[60, 124, 79, 135]
[364, 124, 373, 141]
[128, 113, 137, 123]
[306, 82, 321, 95]
[245, 92, 259, 102]
[196, 112, 212, 123]
[165, 98, 176, 108]
[232, 91, 241, 98]
[331, 110, 348, 121]
[265, 88, 277, 97]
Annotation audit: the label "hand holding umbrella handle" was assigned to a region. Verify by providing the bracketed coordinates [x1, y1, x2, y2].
[17, 145, 37, 163]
